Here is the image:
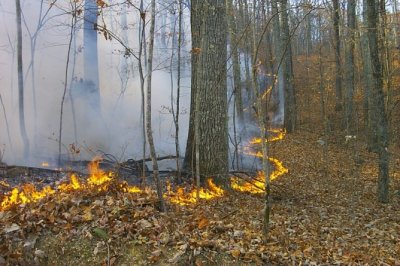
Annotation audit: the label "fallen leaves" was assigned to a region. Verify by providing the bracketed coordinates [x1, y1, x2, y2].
[0, 129, 399, 265]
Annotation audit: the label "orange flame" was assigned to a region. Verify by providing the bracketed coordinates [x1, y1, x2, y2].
[165, 179, 224, 206]
[0, 129, 288, 210]
[232, 129, 288, 193]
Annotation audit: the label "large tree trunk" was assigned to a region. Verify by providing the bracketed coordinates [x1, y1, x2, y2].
[16, 0, 30, 160]
[344, 0, 356, 133]
[332, 0, 342, 111]
[365, 0, 390, 203]
[191, 0, 229, 183]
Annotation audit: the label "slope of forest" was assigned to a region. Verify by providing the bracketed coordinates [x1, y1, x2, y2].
[1, 0, 400, 265]
[0, 124, 399, 265]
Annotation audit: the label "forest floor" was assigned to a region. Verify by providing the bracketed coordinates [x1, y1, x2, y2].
[0, 126, 399, 265]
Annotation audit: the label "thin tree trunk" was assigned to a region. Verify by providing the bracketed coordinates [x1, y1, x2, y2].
[16, 0, 30, 160]
[146, 0, 166, 212]
[227, 0, 244, 122]
[0, 94, 12, 150]
[183, 0, 201, 174]
[281, 0, 296, 132]
[175, 0, 183, 180]
[58, 2, 76, 166]
[332, 0, 342, 111]
[138, 1, 147, 183]
[344, 0, 356, 133]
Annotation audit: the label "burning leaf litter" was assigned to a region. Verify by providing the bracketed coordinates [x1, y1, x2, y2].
[0, 129, 288, 209]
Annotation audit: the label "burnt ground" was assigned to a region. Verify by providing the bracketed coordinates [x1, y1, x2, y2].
[0, 126, 399, 265]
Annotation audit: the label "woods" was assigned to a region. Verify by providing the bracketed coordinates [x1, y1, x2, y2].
[0, 0, 399, 264]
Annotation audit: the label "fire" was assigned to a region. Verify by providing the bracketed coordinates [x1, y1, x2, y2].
[165, 179, 224, 206]
[0, 128, 288, 209]
[41, 162, 49, 167]
[87, 158, 113, 188]
[249, 129, 286, 144]
[0, 157, 117, 210]
[0, 185, 55, 209]
[231, 129, 288, 194]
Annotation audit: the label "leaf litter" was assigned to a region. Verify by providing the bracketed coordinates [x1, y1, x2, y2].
[0, 129, 399, 265]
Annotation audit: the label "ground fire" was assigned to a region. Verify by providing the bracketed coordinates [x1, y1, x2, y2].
[0, 129, 288, 209]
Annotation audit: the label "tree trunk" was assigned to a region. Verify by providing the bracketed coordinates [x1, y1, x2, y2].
[83, 0, 100, 109]
[360, 10, 375, 149]
[281, 0, 296, 132]
[365, 0, 390, 203]
[332, 0, 342, 111]
[227, 0, 244, 122]
[183, 0, 201, 173]
[16, 0, 30, 160]
[196, 0, 229, 183]
[146, 0, 166, 212]
[271, 0, 285, 127]
[344, 0, 356, 133]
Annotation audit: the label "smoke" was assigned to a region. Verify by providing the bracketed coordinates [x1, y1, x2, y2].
[0, 1, 192, 167]
[0, 0, 280, 172]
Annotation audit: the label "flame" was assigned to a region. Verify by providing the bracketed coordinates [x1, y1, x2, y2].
[232, 129, 288, 194]
[87, 158, 113, 187]
[0, 185, 55, 209]
[249, 129, 286, 144]
[41, 162, 49, 167]
[165, 179, 224, 206]
[0, 128, 288, 209]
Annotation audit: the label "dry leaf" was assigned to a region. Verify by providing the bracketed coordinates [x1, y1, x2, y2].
[3, 223, 20, 233]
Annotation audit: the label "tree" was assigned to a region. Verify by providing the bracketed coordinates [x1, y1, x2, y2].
[83, 0, 100, 109]
[185, 0, 229, 183]
[227, 0, 243, 122]
[281, 0, 296, 132]
[365, 0, 390, 203]
[16, 0, 30, 160]
[344, 0, 356, 133]
[182, 0, 201, 173]
[146, 0, 166, 211]
[332, 0, 342, 111]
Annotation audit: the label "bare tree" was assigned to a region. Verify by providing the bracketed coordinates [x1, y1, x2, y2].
[365, 0, 390, 203]
[16, 0, 30, 160]
[58, 1, 77, 166]
[146, 0, 166, 211]
[344, 0, 356, 133]
[332, 0, 342, 111]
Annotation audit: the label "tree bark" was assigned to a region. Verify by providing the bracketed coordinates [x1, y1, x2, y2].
[146, 0, 166, 211]
[193, 0, 229, 183]
[227, 0, 244, 122]
[16, 0, 30, 160]
[183, 0, 201, 173]
[344, 0, 356, 133]
[365, 0, 390, 203]
[281, 0, 296, 132]
[332, 0, 342, 111]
